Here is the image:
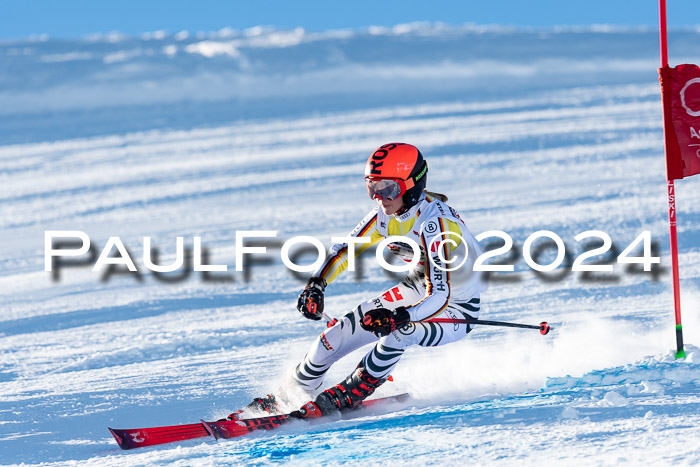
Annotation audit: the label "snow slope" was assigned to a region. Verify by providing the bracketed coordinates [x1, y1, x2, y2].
[1, 24, 700, 466]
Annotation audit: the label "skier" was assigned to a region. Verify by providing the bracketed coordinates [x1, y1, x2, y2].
[246, 142, 487, 418]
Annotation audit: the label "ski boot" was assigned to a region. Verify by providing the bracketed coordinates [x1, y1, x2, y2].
[223, 394, 279, 420]
[296, 367, 386, 418]
[246, 394, 279, 414]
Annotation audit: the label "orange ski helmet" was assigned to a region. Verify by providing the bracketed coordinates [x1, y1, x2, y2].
[364, 143, 428, 208]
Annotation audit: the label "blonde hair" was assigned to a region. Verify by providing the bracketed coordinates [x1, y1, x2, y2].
[424, 189, 448, 202]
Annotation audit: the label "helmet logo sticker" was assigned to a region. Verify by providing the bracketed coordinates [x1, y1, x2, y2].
[414, 163, 427, 181]
[368, 159, 383, 175]
[373, 149, 389, 159]
[368, 143, 399, 175]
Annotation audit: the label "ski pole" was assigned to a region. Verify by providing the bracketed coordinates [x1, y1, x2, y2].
[307, 301, 336, 327]
[321, 311, 338, 328]
[425, 318, 551, 335]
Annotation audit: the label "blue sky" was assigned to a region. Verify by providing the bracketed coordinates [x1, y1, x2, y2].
[2, 0, 699, 40]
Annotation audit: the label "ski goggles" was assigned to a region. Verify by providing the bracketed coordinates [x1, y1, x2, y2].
[365, 177, 414, 201]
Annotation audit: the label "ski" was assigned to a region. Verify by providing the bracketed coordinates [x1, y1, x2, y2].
[201, 413, 293, 440]
[108, 423, 209, 450]
[108, 392, 410, 450]
[202, 392, 410, 440]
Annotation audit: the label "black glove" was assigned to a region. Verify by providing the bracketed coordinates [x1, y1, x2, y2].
[297, 277, 326, 321]
[360, 306, 411, 337]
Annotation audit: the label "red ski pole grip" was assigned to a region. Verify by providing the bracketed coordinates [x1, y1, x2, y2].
[539, 322, 550, 335]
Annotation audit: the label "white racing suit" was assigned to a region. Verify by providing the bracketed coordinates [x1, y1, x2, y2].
[292, 193, 487, 391]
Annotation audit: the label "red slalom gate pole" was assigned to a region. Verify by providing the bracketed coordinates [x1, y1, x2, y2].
[667, 181, 684, 358]
[660, 0, 668, 67]
[659, 0, 685, 358]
